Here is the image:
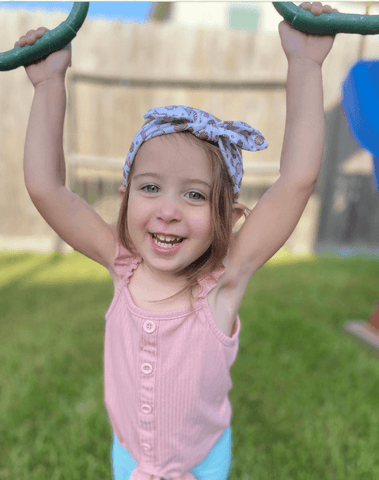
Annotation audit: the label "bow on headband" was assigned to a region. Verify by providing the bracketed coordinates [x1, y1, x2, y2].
[123, 105, 268, 196]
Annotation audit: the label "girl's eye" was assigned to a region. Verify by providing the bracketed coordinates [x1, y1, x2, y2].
[187, 191, 205, 201]
[143, 185, 159, 194]
[142, 185, 205, 201]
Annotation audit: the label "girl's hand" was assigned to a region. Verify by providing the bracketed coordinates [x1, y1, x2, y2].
[14, 27, 72, 87]
[278, 2, 338, 67]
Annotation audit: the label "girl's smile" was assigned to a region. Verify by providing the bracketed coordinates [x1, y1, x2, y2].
[150, 232, 187, 256]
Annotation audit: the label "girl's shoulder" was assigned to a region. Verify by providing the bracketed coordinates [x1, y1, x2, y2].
[106, 223, 141, 288]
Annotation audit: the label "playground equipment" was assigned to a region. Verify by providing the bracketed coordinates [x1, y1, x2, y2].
[341, 59, 379, 192]
[341, 60, 379, 358]
[273, 2, 379, 35]
[0, 2, 89, 71]
[274, 2, 379, 358]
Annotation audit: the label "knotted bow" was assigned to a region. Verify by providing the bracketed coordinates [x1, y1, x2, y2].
[124, 105, 268, 196]
[130, 467, 196, 480]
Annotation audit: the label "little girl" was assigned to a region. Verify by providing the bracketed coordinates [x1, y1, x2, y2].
[17, 2, 336, 479]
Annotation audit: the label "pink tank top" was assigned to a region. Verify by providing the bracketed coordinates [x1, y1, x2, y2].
[104, 239, 241, 480]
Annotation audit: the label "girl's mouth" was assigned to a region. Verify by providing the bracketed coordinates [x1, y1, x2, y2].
[150, 233, 186, 255]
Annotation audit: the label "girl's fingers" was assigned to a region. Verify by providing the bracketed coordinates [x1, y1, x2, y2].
[300, 2, 337, 14]
[14, 27, 48, 48]
[25, 30, 37, 45]
[36, 27, 49, 36]
[310, 2, 323, 16]
[15, 35, 27, 47]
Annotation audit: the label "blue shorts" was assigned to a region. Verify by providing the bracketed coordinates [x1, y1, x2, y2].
[111, 426, 232, 480]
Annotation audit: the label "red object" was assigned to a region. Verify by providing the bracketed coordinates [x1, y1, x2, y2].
[368, 303, 379, 331]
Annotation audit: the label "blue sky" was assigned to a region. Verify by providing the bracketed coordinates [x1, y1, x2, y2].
[0, 2, 153, 23]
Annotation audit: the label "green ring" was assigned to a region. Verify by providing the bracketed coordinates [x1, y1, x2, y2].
[273, 2, 379, 35]
[0, 2, 89, 71]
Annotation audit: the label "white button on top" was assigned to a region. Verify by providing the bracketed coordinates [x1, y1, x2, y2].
[141, 363, 153, 375]
[141, 404, 152, 414]
[143, 321, 156, 333]
[141, 443, 152, 451]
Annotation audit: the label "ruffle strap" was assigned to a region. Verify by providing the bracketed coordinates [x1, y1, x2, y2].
[197, 265, 226, 300]
[130, 467, 196, 480]
[113, 239, 142, 285]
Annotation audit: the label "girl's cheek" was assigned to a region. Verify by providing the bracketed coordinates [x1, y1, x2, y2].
[189, 213, 212, 237]
[128, 198, 152, 228]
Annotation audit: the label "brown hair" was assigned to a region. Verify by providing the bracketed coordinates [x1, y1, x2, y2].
[117, 131, 251, 315]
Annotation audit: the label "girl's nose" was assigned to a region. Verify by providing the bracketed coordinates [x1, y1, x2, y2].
[155, 196, 182, 221]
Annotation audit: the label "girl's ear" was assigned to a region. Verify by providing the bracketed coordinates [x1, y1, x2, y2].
[232, 202, 246, 227]
[118, 184, 127, 200]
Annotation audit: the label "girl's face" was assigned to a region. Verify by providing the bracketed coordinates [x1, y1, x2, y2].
[127, 134, 213, 285]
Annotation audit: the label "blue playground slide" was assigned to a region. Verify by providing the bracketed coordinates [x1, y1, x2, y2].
[341, 59, 379, 192]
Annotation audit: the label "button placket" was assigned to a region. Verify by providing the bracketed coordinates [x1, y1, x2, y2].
[138, 319, 158, 463]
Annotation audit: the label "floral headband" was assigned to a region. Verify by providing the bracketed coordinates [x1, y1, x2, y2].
[123, 105, 268, 197]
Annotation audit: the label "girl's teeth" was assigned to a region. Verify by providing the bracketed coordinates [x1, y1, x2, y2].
[153, 236, 181, 248]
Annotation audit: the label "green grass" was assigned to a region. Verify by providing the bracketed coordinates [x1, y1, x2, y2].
[1, 248, 379, 480]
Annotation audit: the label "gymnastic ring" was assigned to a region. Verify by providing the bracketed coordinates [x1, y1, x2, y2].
[0, 2, 90, 71]
[273, 2, 379, 35]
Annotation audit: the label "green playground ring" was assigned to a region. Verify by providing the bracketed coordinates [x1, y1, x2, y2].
[0, 2, 90, 71]
[273, 2, 379, 35]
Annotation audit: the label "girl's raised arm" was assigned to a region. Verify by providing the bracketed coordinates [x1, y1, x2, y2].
[21, 28, 117, 269]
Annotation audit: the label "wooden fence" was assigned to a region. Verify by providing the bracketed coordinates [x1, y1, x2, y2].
[0, 6, 378, 254]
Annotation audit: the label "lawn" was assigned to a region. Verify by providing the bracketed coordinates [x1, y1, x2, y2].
[1, 248, 379, 480]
